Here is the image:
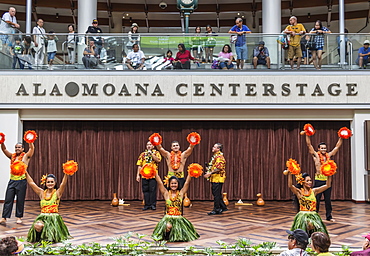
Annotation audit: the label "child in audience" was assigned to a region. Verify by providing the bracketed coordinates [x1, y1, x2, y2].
[46, 31, 58, 70]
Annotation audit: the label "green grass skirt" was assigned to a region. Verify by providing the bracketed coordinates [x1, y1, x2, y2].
[27, 213, 71, 243]
[152, 215, 200, 242]
[291, 211, 328, 236]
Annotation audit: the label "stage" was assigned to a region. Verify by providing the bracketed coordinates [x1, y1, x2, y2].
[0, 200, 369, 249]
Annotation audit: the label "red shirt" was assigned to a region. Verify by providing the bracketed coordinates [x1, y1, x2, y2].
[175, 50, 194, 64]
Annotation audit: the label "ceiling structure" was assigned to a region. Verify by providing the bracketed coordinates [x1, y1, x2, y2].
[0, 0, 369, 33]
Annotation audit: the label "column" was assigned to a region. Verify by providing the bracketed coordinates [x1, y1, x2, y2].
[110, 12, 123, 33]
[26, 0, 32, 34]
[77, 0, 98, 64]
[351, 110, 370, 202]
[0, 111, 22, 200]
[262, 0, 281, 68]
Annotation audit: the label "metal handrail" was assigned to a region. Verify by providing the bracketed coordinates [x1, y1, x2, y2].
[61, 41, 67, 69]
[348, 41, 353, 70]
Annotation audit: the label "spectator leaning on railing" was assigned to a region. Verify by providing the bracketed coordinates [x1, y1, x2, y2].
[1, 7, 19, 50]
[309, 20, 331, 70]
[284, 16, 306, 70]
[228, 18, 251, 70]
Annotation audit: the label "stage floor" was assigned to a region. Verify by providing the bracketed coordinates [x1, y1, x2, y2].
[1, 200, 369, 248]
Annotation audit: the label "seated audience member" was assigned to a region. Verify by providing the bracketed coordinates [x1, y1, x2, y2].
[126, 43, 145, 70]
[350, 233, 370, 256]
[163, 49, 175, 69]
[173, 43, 196, 69]
[279, 229, 309, 256]
[0, 236, 24, 256]
[310, 232, 334, 256]
[253, 41, 270, 69]
[82, 40, 99, 69]
[357, 40, 370, 69]
[217, 44, 234, 70]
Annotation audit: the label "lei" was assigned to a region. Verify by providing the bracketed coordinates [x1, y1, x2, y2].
[144, 150, 153, 163]
[11, 152, 25, 164]
[169, 191, 179, 202]
[170, 151, 182, 170]
[208, 151, 224, 170]
[44, 189, 56, 201]
[317, 151, 330, 164]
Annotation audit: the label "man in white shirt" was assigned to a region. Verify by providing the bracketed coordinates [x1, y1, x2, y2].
[1, 7, 19, 49]
[32, 19, 46, 66]
[126, 44, 145, 70]
[2, 7, 19, 29]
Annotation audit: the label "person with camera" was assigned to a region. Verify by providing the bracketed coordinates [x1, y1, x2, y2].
[32, 18, 46, 67]
[126, 43, 145, 70]
[82, 40, 99, 69]
[284, 16, 306, 70]
[252, 41, 270, 69]
[309, 20, 331, 70]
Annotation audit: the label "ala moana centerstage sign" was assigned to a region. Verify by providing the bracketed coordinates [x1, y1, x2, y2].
[0, 73, 368, 105]
[16, 82, 358, 98]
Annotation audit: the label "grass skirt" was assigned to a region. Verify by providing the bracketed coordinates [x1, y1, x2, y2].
[27, 213, 71, 243]
[291, 211, 328, 236]
[152, 215, 199, 242]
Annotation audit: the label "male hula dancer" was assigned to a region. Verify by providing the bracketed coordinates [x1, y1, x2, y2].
[302, 125, 344, 222]
[155, 134, 199, 189]
[204, 143, 227, 215]
[1, 137, 35, 224]
[136, 141, 162, 211]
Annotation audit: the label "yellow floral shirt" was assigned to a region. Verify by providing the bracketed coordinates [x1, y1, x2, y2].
[209, 152, 226, 183]
[136, 150, 161, 169]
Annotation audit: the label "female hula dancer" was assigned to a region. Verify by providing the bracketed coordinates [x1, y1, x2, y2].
[152, 173, 199, 242]
[26, 161, 77, 243]
[286, 170, 332, 237]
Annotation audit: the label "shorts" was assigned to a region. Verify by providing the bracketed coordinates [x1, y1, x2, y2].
[235, 45, 248, 60]
[315, 46, 323, 51]
[288, 45, 302, 59]
[257, 59, 267, 65]
[47, 52, 56, 62]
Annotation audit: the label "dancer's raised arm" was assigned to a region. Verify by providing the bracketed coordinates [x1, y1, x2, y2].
[25, 171, 43, 198]
[57, 174, 68, 198]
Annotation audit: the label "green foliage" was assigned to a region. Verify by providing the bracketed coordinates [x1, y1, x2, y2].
[333, 245, 352, 256]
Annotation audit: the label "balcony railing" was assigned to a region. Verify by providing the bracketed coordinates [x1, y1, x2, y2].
[0, 27, 369, 71]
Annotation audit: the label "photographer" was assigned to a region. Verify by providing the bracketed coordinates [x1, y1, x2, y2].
[82, 40, 98, 69]
[309, 20, 331, 70]
[252, 41, 270, 69]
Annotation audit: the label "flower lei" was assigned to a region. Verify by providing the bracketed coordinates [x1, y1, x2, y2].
[144, 150, 153, 163]
[317, 151, 330, 164]
[300, 188, 312, 197]
[169, 191, 179, 202]
[43, 189, 56, 201]
[170, 151, 182, 170]
[208, 151, 223, 170]
[11, 152, 25, 164]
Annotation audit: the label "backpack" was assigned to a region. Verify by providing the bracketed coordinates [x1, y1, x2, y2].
[277, 32, 290, 50]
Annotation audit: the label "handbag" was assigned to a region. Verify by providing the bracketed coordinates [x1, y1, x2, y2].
[230, 35, 237, 44]
[306, 41, 317, 50]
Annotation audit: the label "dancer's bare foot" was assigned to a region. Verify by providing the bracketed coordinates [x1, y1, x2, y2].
[329, 218, 335, 222]
[0, 218, 6, 225]
[16, 218, 22, 224]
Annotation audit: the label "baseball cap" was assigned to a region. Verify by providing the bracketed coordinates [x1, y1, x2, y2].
[131, 23, 139, 28]
[362, 233, 370, 241]
[92, 19, 98, 23]
[286, 229, 309, 245]
[364, 40, 370, 45]
[259, 41, 265, 45]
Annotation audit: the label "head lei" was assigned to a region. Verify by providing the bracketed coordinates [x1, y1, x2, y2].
[40, 174, 48, 185]
[295, 173, 305, 185]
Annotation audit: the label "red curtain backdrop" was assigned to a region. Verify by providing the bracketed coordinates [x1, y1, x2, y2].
[22, 120, 351, 201]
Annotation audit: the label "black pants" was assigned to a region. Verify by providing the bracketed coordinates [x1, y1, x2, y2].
[211, 182, 226, 212]
[142, 178, 157, 207]
[2, 179, 27, 218]
[174, 61, 190, 69]
[314, 179, 332, 220]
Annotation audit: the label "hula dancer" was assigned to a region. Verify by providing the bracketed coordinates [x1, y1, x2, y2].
[301, 124, 351, 222]
[152, 165, 201, 242]
[26, 160, 78, 243]
[284, 159, 332, 236]
[149, 132, 200, 189]
[0, 131, 36, 225]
